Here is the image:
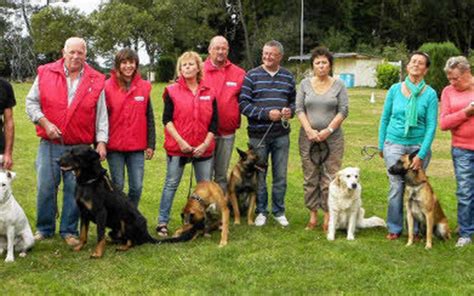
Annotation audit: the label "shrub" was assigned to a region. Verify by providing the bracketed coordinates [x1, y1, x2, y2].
[376, 63, 400, 89]
[156, 55, 176, 82]
[418, 42, 461, 95]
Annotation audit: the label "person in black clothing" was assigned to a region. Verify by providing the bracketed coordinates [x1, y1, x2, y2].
[0, 78, 16, 170]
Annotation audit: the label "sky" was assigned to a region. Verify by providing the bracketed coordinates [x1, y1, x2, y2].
[33, 0, 150, 64]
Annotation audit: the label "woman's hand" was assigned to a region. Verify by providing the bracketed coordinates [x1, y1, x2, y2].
[317, 128, 332, 142]
[178, 139, 193, 154]
[410, 155, 423, 170]
[305, 128, 320, 142]
[145, 148, 154, 160]
[463, 103, 474, 117]
[193, 142, 209, 158]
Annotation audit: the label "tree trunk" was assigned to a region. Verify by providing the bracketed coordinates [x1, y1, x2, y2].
[236, 0, 252, 68]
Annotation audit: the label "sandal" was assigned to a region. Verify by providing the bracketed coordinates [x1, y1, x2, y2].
[305, 221, 317, 230]
[156, 224, 169, 237]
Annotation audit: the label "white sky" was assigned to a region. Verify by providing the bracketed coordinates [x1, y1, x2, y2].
[32, 0, 150, 64]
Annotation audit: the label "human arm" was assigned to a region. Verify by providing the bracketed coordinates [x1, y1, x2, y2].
[3, 108, 14, 169]
[95, 90, 108, 160]
[145, 99, 156, 160]
[417, 92, 439, 160]
[295, 81, 320, 141]
[162, 94, 193, 154]
[378, 85, 395, 157]
[439, 88, 474, 130]
[239, 74, 271, 121]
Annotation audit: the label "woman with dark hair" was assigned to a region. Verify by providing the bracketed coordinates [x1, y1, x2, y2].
[156, 51, 218, 237]
[296, 46, 349, 231]
[105, 48, 156, 208]
[378, 51, 438, 240]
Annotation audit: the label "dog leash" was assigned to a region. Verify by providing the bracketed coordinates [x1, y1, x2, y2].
[361, 145, 379, 161]
[49, 136, 65, 220]
[309, 140, 333, 181]
[255, 116, 291, 149]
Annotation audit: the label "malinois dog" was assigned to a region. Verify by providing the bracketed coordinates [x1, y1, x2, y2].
[388, 150, 451, 249]
[159, 181, 230, 247]
[227, 145, 266, 225]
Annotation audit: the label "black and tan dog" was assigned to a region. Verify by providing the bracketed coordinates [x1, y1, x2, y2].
[227, 145, 266, 225]
[388, 150, 451, 249]
[160, 181, 229, 247]
[59, 145, 159, 258]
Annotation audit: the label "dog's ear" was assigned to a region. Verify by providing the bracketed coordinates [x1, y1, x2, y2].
[6, 171, 16, 181]
[408, 150, 419, 161]
[237, 148, 247, 160]
[247, 143, 254, 151]
[334, 171, 342, 188]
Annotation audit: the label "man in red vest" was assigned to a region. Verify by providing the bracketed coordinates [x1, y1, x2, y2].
[203, 36, 245, 193]
[26, 37, 108, 246]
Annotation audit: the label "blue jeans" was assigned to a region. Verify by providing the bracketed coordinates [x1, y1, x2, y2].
[452, 147, 474, 238]
[35, 139, 79, 238]
[107, 151, 145, 207]
[158, 156, 213, 224]
[212, 134, 235, 193]
[249, 134, 289, 217]
[383, 141, 431, 234]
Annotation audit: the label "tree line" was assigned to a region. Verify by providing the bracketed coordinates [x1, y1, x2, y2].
[1, 0, 473, 80]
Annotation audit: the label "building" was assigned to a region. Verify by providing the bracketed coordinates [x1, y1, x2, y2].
[288, 53, 385, 87]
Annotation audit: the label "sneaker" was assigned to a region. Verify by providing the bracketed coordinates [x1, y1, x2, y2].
[386, 233, 401, 240]
[34, 232, 46, 241]
[273, 215, 289, 227]
[63, 235, 80, 246]
[254, 214, 267, 226]
[455, 237, 472, 247]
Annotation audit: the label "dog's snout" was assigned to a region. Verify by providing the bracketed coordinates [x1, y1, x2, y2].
[351, 183, 357, 189]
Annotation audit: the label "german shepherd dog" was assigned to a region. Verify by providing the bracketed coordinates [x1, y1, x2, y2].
[59, 145, 159, 258]
[227, 146, 266, 225]
[159, 181, 230, 247]
[388, 150, 451, 249]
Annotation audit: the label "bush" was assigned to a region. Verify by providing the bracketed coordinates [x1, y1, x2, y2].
[418, 42, 461, 95]
[156, 55, 176, 82]
[376, 63, 400, 89]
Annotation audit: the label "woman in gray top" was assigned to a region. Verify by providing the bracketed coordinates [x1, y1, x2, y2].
[296, 47, 349, 231]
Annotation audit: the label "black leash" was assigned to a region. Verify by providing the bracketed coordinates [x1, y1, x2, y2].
[309, 141, 330, 166]
[361, 145, 379, 161]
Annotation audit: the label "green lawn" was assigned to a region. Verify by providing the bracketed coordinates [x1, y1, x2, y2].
[1, 83, 472, 295]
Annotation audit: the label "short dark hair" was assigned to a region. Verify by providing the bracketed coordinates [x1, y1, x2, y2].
[310, 46, 333, 68]
[409, 51, 431, 68]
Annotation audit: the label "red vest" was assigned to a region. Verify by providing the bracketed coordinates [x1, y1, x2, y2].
[105, 71, 151, 151]
[163, 77, 216, 157]
[203, 58, 245, 136]
[36, 58, 105, 145]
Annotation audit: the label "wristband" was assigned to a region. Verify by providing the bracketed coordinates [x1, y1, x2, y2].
[327, 127, 334, 134]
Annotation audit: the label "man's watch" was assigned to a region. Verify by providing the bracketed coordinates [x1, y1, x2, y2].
[327, 127, 334, 134]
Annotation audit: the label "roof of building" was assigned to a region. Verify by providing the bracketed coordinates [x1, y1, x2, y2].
[288, 52, 382, 61]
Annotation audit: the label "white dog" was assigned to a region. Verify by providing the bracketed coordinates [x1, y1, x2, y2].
[327, 167, 386, 241]
[0, 171, 35, 262]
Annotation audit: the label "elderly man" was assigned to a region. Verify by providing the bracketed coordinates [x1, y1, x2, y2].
[26, 37, 108, 246]
[203, 36, 245, 193]
[239, 40, 296, 227]
[440, 56, 474, 248]
[0, 78, 16, 170]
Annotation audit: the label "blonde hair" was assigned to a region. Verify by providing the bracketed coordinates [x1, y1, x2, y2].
[176, 51, 204, 82]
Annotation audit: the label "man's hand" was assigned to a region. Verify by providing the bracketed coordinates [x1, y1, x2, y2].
[96, 142, 107, 161]
[281, 107, 292, 120]
[269, 109, 282, 122]
[40, 118, 62, 140]
[178, 139, 193, 154]
[145, 148, 154, 160]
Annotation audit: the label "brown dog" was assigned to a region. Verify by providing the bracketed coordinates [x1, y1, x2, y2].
[388, 151, 451, 249]
[227, 146, 265, 225]
[162, 181, 230, 247]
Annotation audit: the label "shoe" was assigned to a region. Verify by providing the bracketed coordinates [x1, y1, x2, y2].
[386, 233, 401, 240]
[63, 235, 80, 246]
[455, 237, 472, 247]
[273, 215, 289, 227]
[156, 224, 169, 237]
[254, 214, 267, 226]
[34, 232, 46, 241]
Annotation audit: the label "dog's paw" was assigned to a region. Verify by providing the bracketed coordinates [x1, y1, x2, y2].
[327, 234, 335, 241]
[218, 241, 227, 248]
[73, 244, 84, 252]
[425, 243, 432, 250]
[405, 241, 413, 247]
[19, 252, 27, 258]
[347, 235, 355, 241]
[90, 252, 103, 259]
[234, 220, 241, 225]
[247, 220, 254, 225]
[5, 256, 14, 263]
[0, 248, 4, 255]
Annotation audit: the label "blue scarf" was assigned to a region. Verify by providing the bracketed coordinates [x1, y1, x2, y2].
[404, 77, 426, 136]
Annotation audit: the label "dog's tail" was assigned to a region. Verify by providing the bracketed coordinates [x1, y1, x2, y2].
[356, 208, 387, 228]
[434, 219, 451, 241]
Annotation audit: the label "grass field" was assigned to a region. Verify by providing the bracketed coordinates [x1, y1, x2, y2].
[1, 83, 472, 295]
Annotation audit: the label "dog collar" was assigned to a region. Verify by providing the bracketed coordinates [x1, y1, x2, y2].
[190, 193, 208, 207]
